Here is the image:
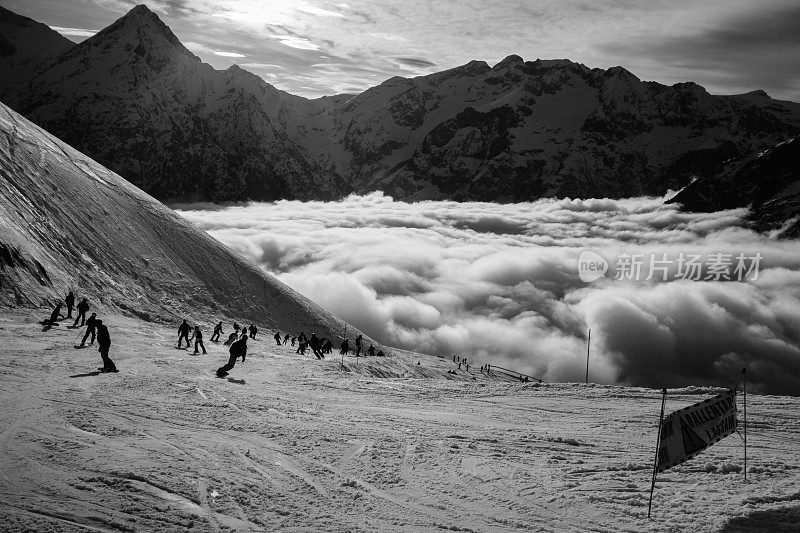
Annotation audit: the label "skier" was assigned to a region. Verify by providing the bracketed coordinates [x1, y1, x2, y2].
[65, 291, 75, 319]
[355, 334, 363, 357]
[79, 313, 98, 346]
[249, 324, 258, 339]
[177, 319, 191, 348]
[95, 320, 117, 372]
[73, 298, 89, 327]
[283, 333, 290, 345]
[340, 338, 350, 355]
[323, 339, 333, 354]
[274, 332, 282, 345]
[45, 302, 64, 326]
[191, 325, 207, 355]
[291, 336, 297, 346]
[211, 322, 223, 342]
[296, 341, 307, 355]
[217, 335, 247, 377]
[309, 333, 323, 359]
[367, 344, 375, 357]
[224, 330, 238, 345]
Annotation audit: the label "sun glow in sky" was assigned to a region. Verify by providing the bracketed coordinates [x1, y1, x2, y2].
[7, 0, 800, 99]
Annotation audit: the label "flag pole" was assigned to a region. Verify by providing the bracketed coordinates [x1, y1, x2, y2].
[341, 324, 347, 370]
[585, 329, 591, 384]
[648, 387, 667, 519]
[743, 367, 747, 482]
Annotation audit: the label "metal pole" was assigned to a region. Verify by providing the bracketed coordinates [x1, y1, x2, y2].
[585, 329, 591, 384]
[648, 387, 667, 519]
[743, 367, 747, 482]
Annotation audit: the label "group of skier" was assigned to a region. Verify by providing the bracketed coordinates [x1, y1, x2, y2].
[44, 287, 388, 379]
[43, 291, 116, 373]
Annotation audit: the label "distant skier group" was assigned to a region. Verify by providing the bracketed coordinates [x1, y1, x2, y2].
[43, 290, 116, 373]
[42, 288, 388, 379]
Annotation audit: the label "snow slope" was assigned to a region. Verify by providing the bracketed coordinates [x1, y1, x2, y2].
[0, 312, 797, 532]
[0, 101, 358, 344]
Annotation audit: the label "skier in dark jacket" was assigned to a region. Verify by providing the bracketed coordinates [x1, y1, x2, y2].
[309, 333, 323, 359]
[224, 330, 238, 345]
[274, 331, 282, 345]
[177, 319, 191, 348]
[340, 339, 350, 355]
[96, 320, 117, 372]
[217, 335, 247, 377]
[249, 324, 258, 339]
[79, 313, 97, 346]
[191, 325, 207, 354]
[211, 322, 223, 342]
[73, 298, 89, 327]
[65, 291, 75, 319]
[355, 334, 363, 357]
[283, 333, 290, 345]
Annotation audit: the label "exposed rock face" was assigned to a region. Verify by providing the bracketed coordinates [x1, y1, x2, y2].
[0, 6, 74, 99]
[10, 6, 344, 202]
[669, 137, 800, 237]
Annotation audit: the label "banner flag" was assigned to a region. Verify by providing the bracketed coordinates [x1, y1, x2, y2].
[656, 389, 737, 473]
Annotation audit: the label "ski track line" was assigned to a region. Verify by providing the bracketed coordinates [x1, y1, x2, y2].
[0, 502, 119, 533]
[127, 477, 258, 530]
[234, 449, 289, 491]
[273, 452, 329, 497]
[196, 477, 221, 533]
[338, 439, 372, 475]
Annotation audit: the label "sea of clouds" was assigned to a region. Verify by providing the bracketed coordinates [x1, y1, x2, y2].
[175, 193, 800, 395]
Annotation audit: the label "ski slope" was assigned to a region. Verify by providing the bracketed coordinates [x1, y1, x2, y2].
[0, 313, 797, 532]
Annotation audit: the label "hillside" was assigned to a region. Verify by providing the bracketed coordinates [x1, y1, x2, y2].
[0, 5, 74, 101]
[669, 137, 800, 237]
[4, 5, 800, 210]
[13, 5, 344, 202]
[0, 100, 357, 345]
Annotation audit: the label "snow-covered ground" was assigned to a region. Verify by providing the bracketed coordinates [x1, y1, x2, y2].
[1, 312, 797, 532]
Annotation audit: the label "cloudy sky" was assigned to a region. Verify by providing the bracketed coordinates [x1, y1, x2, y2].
[6, 0, 800, 100]
[175, 194, 800, 395]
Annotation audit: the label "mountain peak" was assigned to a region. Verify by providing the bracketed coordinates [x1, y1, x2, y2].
[603, 65, 640, 82]
[127, 4, 157, 17]
[494, 54, 524, 69]
[68, 3, 199, 64]
[114, 4, 173, 36]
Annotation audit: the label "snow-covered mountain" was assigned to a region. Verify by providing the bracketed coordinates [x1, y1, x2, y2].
[669, 137, 800, 237]
[0, 5, 74, 100]
[0, 100, 360, 343]
[4, 5, 800, 211]
[318, 59, 800, 201]
[10, 6, 344, 201]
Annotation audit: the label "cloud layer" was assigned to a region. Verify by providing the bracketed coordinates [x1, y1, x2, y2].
[175, 194, 800, 395]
